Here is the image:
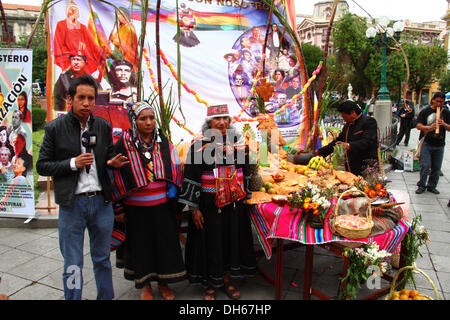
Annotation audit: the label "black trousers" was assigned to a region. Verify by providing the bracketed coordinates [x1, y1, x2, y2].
[396, 121, 412, 145]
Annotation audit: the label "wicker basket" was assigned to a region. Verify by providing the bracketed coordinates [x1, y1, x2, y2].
[333, 189, 374, 239]
[384, 266, 440, 300]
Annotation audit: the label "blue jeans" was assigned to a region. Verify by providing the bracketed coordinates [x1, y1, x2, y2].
[58, 194, 114, 300]
[417, 142, 445, 189]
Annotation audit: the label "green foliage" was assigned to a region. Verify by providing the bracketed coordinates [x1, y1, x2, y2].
[255, 93, 265, 114]
[32, 107, 47, 131]
[332, 13, 374, 99]
[332, 13, 447, 102]
[405, 43, 447, 95]
[32, 128, 45, 203]
[301, 43, 324, 78]
[147, 83, 178, 141]
[397, 214, 430, 290]
[438, 69, 450, 94]
[17, 23, 47, 85]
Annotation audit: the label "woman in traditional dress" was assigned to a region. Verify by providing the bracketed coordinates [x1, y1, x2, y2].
[178, 104, 256, 300]
[111, 101, 186, 300]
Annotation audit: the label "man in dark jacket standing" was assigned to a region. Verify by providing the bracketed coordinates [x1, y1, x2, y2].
[37, 75, 128, 300]
[316, 100, 379, 176]
[395, 99, 415, 146]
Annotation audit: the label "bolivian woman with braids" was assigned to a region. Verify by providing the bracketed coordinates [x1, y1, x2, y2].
[110, 101, 186, 300]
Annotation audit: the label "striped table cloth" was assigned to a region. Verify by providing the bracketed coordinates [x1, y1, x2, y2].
[249, 190, 411, 260]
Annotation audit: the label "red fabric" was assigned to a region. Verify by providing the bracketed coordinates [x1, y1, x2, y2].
[53, 19, 106, 75]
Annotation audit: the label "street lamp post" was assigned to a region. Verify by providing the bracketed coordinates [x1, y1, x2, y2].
[365, 17, 405, 140]
[366, 17, 405, 101]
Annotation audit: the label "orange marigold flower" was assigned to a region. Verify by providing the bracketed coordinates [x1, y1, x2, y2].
[368, 189, 377, 198]
[311, 202, 319, 209]
[313, 209, 320, 215]
[375, 183, 383, 190]
[303, 203, 310, 210]
[304, 197, 312, 203]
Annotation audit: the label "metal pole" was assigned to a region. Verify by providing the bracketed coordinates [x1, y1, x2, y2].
[377, 42, 390, 100]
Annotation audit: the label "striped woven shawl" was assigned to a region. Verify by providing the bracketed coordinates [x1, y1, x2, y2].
[108, 129, 183, 202]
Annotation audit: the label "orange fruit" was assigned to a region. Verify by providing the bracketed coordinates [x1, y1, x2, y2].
[400, 289, 410, 295]
[409, 290, 420, 297]
[399, 294, 409, 300]
[391, 297, 400, 300]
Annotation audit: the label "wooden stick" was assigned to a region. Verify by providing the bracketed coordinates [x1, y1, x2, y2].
[436, 106, 441, 134]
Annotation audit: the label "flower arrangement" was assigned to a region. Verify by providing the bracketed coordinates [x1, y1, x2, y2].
[287, 182, 335, 228]
[355, 161, 390, 199]
[339, 243, 392, 299]
[397, 214, 430, 289]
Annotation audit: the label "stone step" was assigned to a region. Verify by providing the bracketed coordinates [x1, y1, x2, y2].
[0, 190, 58, 228]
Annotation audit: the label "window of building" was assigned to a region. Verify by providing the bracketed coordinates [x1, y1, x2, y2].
[420, 89, 430, 106]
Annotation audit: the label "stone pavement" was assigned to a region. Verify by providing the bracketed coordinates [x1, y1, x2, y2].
[0, 129, 449, 301]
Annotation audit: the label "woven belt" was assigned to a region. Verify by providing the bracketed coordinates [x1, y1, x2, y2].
[78, 191, 99, 197]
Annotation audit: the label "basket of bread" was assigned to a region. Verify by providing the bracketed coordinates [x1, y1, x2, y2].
[333, 189, 374, 239]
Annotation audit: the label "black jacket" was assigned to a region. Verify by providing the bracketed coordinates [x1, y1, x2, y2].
[36, 108, 116, 208]
[398, 104, 415, 127]
[318, 114, 378, 176]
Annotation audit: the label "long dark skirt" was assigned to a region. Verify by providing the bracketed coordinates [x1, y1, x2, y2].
[184, 196, 257, 288]
[121, 201, 187, 288]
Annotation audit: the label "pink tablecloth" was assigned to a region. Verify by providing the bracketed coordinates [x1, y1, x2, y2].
[249, 190, 411, 259]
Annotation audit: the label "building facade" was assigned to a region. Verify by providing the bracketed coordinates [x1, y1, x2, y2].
[296, 0, 349, 54]
[296, 0, 446, 105]
[0, 3, 41, 44]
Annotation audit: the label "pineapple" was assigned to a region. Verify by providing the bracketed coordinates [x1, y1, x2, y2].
[248, 162, 264, 191]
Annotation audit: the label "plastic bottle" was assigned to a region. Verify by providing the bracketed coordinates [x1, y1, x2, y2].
[259, 131, 269, 167]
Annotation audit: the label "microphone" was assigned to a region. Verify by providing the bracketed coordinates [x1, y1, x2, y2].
[81, 131, 97, 173]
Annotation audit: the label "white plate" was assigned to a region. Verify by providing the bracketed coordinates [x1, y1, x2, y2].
[371, 198, 390, 205]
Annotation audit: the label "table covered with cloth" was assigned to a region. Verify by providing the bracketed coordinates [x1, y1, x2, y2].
[249, 189, 411, 260]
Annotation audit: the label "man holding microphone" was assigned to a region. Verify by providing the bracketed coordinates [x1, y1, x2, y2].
[37, 75, 129, 300]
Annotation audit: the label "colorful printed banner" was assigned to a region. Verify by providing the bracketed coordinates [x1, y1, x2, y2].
[47, 0, 306, 143]
[0, 48, 35, 218]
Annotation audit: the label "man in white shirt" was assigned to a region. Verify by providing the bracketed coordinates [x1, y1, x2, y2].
[37, 75, 128, 300]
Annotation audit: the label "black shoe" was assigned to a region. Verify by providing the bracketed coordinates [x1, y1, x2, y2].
[447, 200, 450, 208]
[415, 187, 426, 194]
[439, 171, 444, 177]
[427, 188, 440, 194]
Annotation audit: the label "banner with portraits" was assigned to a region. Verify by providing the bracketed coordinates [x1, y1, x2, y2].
[0, 48, 35, 218]
[47, 0, 305, 143]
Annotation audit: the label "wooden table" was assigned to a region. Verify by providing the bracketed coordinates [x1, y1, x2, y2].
[249, 190, 411, 300]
